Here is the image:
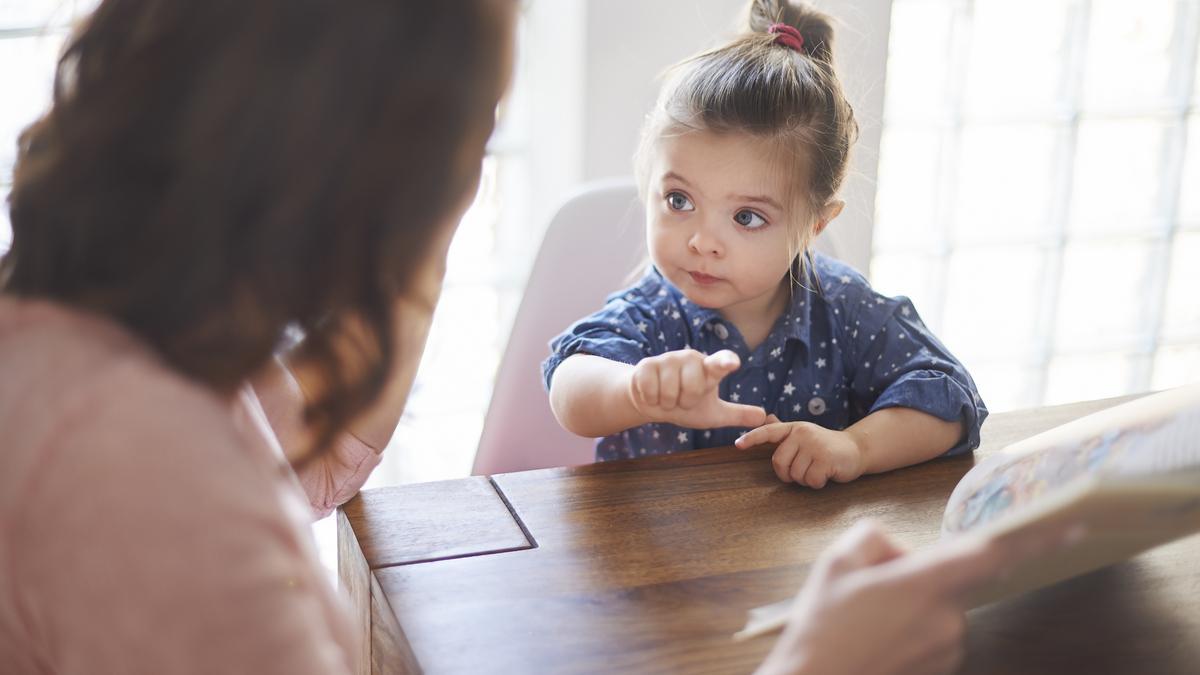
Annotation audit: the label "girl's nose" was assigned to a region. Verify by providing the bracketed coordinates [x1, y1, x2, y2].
[687, 219, 724, 257]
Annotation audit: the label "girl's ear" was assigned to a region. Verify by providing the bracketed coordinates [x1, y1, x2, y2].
[812, 200, 845, 237]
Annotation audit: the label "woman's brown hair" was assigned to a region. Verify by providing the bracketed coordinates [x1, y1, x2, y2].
[2, 0, 514, 454]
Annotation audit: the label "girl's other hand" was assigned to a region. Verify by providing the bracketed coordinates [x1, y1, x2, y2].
[735, 418, 864, 488]
[628, 349, 766, 430]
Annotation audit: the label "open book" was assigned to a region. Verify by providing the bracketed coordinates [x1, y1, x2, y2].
[735, 384, 1200, 640]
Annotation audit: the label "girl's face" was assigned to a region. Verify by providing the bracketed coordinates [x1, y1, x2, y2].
[644, 129, 802, 320]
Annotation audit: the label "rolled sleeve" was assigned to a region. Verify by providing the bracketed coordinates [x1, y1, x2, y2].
[847, 294, 987, 456]
[541, 301, 658, 390]
[869, 368, 984, 455]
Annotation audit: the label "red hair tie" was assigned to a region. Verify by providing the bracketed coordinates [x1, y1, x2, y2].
[768, 23, 805, 53]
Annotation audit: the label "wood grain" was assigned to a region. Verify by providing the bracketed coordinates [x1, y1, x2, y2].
[336, 507, 371, 675]
[370, 573, 422, 675]
[350, 395, 1200, 674]
[341, 476, 532, 569]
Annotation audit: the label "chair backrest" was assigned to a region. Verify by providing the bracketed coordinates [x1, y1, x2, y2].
[472, 179, 646, 475]
[471, 178, 842, 475]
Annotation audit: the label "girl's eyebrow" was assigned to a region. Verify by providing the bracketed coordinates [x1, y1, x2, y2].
[731, 193, 783, 211]
[663, 170, 782, 211]
[662, 171, 693, 187]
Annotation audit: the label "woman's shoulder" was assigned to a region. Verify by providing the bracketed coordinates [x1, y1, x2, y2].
[0, 298, 353, 674]
[0, 300, 352, 672]
[0, 296, 268, 510]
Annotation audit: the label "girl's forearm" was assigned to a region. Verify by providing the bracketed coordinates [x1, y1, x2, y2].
[843, 407, 964, 475]
[548, 354, 651, 438]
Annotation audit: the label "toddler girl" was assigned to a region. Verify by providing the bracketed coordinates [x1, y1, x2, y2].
[543, 0, 986, 488]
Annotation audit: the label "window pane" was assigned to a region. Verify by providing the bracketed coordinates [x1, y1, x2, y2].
[1195, 42, 1200, 104]
[1069, 119, 1167, 234]
[885, 0, 955, 118]
[873, 126, 943, 250]
[952, 124, 1059, 243]
[1045, 351, 1140, 405]
[965, 0, 1071, 115]
[1083, 0, 1177, 109]
[1161, 231, 1200, 341]
[0, 34, 64, 181]
[942, 245, 1044, 362]
[1054, 238, 1154, 349]
[968, 362, 1040, 413]
[0, 0, 93, 29]
[1152, 343, 1200, 390]
[1180, 115, 1200, 225]
[869, 252, 943, 332]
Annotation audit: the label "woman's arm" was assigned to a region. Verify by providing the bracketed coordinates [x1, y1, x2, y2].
[251, 295, 438, 518]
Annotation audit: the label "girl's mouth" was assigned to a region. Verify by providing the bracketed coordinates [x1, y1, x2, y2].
[688, 271, 721, 285]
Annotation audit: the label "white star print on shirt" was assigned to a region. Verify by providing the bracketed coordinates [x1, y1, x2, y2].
[677, 431, 688, 443]
[782, 383, 796, 396]
[637, 321, 648, 333]
[816, 358, 827, 368]
[731, 392, 740, 402]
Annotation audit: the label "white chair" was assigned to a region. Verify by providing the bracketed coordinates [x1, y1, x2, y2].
[472, 178, 646, 475]
[471, 178, 840, 475]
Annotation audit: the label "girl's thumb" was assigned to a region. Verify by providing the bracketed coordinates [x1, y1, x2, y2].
[717, 401, 767, 428]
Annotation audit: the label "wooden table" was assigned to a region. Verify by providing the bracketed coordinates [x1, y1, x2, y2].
[338, 396, 1200, 674]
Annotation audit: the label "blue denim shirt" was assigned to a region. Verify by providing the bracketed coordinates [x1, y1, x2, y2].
[542, 253, 987, 462]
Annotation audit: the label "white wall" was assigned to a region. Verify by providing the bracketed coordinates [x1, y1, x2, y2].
[574, 0, 893, 273]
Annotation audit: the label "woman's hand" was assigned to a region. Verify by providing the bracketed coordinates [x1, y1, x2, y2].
[756, 519, 1078, 675]
[627, 348, 766, 430]
[734, 416, 864, 488]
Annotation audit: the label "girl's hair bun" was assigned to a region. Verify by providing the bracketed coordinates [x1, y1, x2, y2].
[744, 0, 835, 64]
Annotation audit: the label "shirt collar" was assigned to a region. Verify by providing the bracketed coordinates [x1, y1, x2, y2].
[651, 267, 813, 348]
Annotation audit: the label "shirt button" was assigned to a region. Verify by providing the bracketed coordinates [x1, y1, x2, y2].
[808, 397, 827, 416]
[713, 323, 730, 340]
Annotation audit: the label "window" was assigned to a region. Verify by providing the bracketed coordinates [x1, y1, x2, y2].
[2, 2, 100, 253]
[872, 0, 1200, 412]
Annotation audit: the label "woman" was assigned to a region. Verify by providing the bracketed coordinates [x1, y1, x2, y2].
[0, 1, 1043, 673]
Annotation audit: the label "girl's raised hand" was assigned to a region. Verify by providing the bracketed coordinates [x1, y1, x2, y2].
[735, 417, 864, 488]
[628, 349, 766, 430]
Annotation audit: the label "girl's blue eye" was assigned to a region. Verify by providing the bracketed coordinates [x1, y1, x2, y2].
[666, 191, 695, 212]
[734, 209, 767, 229]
